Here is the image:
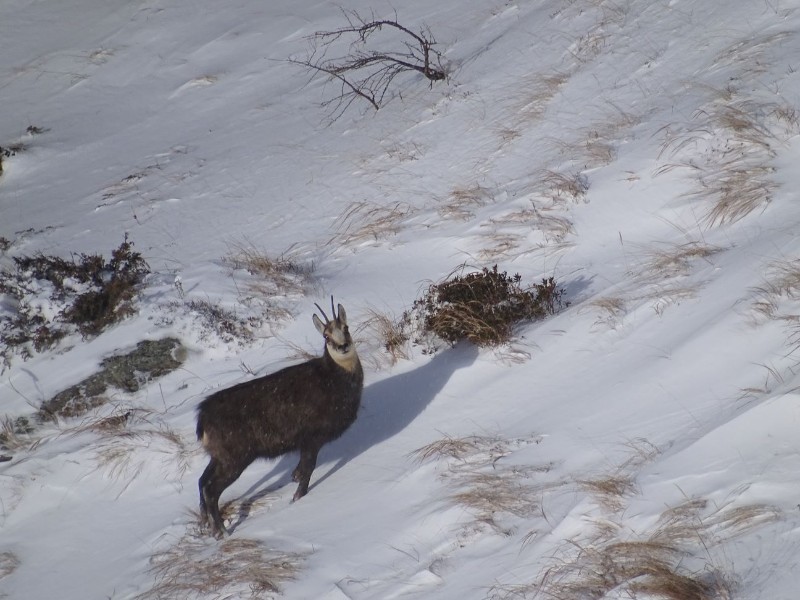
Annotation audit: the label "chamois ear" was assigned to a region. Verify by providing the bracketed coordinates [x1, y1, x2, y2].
[337, 304, 347, 325]
[313, 313, 326, 335]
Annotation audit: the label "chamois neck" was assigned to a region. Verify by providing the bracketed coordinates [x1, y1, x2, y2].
[325, 346, 361, 374]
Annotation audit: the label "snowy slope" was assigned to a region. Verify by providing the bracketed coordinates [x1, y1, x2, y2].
[2, 0, 800, 598]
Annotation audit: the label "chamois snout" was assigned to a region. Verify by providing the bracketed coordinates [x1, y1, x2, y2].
[196, 297, 363, 537]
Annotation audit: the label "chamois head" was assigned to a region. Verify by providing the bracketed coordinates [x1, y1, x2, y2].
[313, 297, 359, 372]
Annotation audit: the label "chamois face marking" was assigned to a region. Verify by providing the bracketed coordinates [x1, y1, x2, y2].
[313, 302, 359, 372]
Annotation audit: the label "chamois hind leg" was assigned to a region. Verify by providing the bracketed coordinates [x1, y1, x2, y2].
[292, 444, 321, 501]
[199, 458, 246, 538]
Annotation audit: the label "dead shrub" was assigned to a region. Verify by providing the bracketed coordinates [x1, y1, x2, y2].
[136, 529, 305, 600]
[405, 265, 567, 347]
[0, 235, 150, 368]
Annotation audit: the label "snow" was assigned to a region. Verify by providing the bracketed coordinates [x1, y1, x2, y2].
[2, 0, 800, 598]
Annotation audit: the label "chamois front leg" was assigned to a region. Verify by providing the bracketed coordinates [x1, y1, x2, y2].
[292, 445, 321, 501]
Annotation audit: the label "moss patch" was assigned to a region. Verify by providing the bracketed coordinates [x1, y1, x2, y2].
[37, 337, 184, 421]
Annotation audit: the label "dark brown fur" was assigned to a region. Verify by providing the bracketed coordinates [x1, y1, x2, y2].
[196, 303, 363, 537]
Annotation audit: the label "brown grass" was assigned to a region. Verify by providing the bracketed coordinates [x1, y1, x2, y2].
[485, 206, 575, 251]
[539, 170, 589, 203]
[185, 298, 265, 343]
[450, 471, 542, 528]
[713, 31, 793, 78]
[578, 475, 637, 512]
[623, 240, 724, 315]
[476, 232, 524, 262]
[585, 296, 627, 328]
[356, 307, 410, 369]
[135, 528, 305, 600]
[490, 499, 758, 600]
[411, 434, 527, 464]
[750, 258, 800, 322]
[330, 200, 415, 244]
[68, 406, 196, 487]
[411, 434, 495, 463]
[224, 241, 313, 297]
[547, 541, 723, 600]
[656, 89, 781, 227]
[642, 241, 723, 280]
[652, 497, 781, 546]
[700, 162, 776, 227]
[438, 184, 494, 221]
[412, 434, 555, 534]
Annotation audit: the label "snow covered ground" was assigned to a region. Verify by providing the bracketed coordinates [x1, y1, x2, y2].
[2, 0, 800, 598]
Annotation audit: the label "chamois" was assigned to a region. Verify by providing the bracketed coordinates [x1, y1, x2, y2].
[196, 298, 363, 537]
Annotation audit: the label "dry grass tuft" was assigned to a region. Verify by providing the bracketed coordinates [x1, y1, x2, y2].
[700, 161, 776, 227]
[539, 170, 589, 203]
[356, 307, 410, 369]
[656, 87, 786, 226]
[410, 434, 532, 464]
[224, 242, 313, 297]
[0, 415, 35, 451]
[578, 475, 637, 511]
[713, 31, 793, 78]
[67, 406, 196, 486]
[490, 503, 747, 599]
[330, 200, 415, 245]
[619, 240, 725, 315]
[412, 434, 554, 534]
[488, 434, 775, 600]
[450, 470, 543, 528]
[642, 241, 723, 280]
[439, 184, 494, 221]
[750, 258, 800, 322]
[575, 541, 728, 600]
[585, 296, 627, 328]
[136, 528, 305, 599]
[483, 205, 575, 254]
[652, 497, 781, 546]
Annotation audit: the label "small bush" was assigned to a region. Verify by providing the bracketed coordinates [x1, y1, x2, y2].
[407, 265, 567, 347]
[0, 235, 150, 367]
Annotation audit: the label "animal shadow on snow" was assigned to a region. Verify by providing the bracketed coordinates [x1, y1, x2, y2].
[230, 344, 479, 531]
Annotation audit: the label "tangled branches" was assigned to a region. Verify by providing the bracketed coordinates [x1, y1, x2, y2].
[291, 11, 447, 118]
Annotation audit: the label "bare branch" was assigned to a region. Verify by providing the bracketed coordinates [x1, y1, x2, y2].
[290, 10, 447, 118]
